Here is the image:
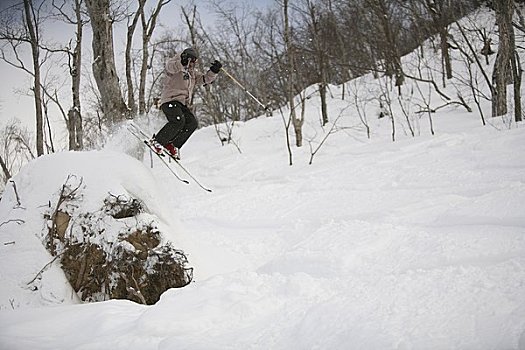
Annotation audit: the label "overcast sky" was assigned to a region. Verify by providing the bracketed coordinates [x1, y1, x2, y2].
[0, 0, 273, 145]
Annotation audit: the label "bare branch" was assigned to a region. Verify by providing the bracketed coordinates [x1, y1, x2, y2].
[9, 180, 21, 206]
[0, 219, 25, 228]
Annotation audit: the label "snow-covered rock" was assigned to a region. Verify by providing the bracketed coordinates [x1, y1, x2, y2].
[0, 151, 191, 308]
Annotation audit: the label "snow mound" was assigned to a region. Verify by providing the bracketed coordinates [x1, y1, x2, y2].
[0, 150, 187, 309]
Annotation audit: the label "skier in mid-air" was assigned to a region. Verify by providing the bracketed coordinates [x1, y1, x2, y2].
[150, 47, 222, 160]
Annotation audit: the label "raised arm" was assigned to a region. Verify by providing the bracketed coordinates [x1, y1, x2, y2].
[195, 69, 218, 86]
[195, 59, 223, 86]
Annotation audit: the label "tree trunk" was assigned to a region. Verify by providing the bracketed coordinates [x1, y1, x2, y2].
[125, 0, 146, 118]
[508, 7, 522, 122]
[0, 155, 11, 182]
[492, 0, 513, 117]
[309, 3, 329, 126]
[283, 0, 302, 147]
[440, 27, 452, 82]
[85, 0, 128, 124]
[424, 0, 452, 83]
[139, 0, 168, 115]
[138, 33, 148, 115]
[70, 0, 83, 150]
[511, 50, 522, 122]
[374, 0, 403, 86]
[320, 82, 328, 126]
[68, 109, 82, 150]
[23, 0, 44, 156]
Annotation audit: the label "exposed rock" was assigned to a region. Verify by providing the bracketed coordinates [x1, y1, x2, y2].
[44, 176, 192, 305]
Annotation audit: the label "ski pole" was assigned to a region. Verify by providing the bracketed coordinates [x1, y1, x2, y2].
[220, 67, 271, 113]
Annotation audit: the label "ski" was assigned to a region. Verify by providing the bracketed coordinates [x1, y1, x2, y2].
[162, 151, 213, 193]
[127, 125, 190, 185]
[128, 122, 213, 192]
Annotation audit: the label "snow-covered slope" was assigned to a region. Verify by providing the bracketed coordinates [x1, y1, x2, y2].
[1, 7, 525, 349]
[1, 106, 524, 349]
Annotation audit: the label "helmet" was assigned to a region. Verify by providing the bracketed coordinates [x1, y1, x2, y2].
[181, 47, 198, 62]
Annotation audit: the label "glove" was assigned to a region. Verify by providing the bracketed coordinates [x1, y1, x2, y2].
[210, 60, 222, 74]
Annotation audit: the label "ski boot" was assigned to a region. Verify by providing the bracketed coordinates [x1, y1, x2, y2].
[149, 138, 164, 155]
[165, 143, 180, 160]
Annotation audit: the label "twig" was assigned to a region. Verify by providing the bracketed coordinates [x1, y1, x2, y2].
[455, 21, 494, 95]
[130, 266, 147, 305]
[308, 114, 344, 165]
[415, 100, 472, 114]
[0, 219, 25, 228]
[48, 175, 83, 255]
[122, 267, 147, 304]
[9, 180, 21, 207]
[403, 71, 451, 101]
[27, 253, 64, 285]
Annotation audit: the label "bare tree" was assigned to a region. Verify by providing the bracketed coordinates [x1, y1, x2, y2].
[191, 1, 263, 148]
[492, 0, 511, 117]
[429, 0, 453, 82]
[0, 1, 47, 156]
[450, 18, 490, 126]
[0, 120, 35, 187]
[403, 0, 456, 85]
[85, 0, 129, 124]
[1, 0, 88, 153]
[363, 0, 405, 88]
[491, 0, 521, 121]
[253, 7, 290, 109]
[23, 0, 45, 155]
[348, 79, 372, 139]
[377, 77, 396, 141]
[0, 155, 10, 183]
[203, 0, 262, 120]
[67, 0, 85, 150]
[138, 0, 170, 115]
[52, 0, 87, 150]
[123, 0, 169, 116]
[301, 0, 330, 126]
[124, 0, 146, 117]
[283, 0, 304, 148]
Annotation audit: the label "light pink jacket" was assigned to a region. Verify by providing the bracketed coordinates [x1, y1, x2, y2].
[159, 54, 217, 106]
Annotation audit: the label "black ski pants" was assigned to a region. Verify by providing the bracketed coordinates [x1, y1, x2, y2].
[155, 101, 198, 148]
